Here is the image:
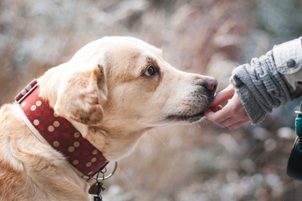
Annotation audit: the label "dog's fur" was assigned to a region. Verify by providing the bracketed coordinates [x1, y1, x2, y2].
[0, 37, 215, 201]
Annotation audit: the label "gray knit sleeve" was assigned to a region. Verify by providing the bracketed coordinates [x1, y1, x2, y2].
[230, 37, 302, 124]
[231, 52, 295, 123]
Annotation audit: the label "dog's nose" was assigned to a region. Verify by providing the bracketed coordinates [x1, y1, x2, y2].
[201, 78, 218, 93]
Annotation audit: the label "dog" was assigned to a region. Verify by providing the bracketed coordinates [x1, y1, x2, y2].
[0, 36, 217, 201]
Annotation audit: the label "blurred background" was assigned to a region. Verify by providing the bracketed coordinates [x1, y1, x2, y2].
[1, 0, 302, 200]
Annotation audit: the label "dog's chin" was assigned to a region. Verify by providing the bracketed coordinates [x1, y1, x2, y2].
[166, 96, 214, 123]
[166, 111, 205, 123]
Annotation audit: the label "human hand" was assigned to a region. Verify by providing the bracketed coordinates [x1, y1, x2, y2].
[205, 84, 250, 129]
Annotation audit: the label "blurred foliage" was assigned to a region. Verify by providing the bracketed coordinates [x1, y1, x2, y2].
[1, 0, 302, 201]
[256, 0, 302, 43]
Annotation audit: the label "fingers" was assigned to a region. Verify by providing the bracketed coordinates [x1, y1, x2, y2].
[220, 118, 249, 129]
[210, 84, 235, 107]
[227, 121, 248, 129]
[208, 105, 222, 112]
[206, 106, 232, 124]
[207, 111, 248, 129]
[206, 90, 250, 129]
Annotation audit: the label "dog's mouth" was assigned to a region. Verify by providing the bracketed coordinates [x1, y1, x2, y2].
[166, 95, 214, 123]
[166, 111, 205, 123]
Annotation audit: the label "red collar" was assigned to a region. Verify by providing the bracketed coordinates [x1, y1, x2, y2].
[15, 80, 108, 177]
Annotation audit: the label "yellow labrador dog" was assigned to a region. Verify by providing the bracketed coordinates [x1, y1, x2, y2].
[0, 37, 217, 201]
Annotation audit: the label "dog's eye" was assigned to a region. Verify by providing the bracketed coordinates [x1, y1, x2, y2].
[144, 65, 158, 77]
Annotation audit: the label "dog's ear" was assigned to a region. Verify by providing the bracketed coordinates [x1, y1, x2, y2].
[54, 64, 107, 125]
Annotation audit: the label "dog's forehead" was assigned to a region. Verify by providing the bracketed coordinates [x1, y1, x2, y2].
[70, 37, 163, 71]
[101, 36, 162, 57]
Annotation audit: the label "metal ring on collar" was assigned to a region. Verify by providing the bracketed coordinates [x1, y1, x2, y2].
[97, 161, 118, 181]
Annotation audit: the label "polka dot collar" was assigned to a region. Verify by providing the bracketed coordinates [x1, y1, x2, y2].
[15, 80, 109, 177]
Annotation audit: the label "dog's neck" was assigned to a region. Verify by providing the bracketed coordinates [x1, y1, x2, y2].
[15, 79, 110, 177]
[84, 125, 147, 160]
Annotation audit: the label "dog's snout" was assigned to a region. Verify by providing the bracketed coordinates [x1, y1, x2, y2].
[200, 78, 217, 93]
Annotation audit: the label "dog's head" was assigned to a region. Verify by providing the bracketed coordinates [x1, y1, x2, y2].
[52, 37, 216, 130]
[40, 37, 216, 159]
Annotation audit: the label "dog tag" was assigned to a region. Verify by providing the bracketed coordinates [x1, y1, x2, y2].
[93, 196, 102, 201]
[89, 182, 105, 195]
[89, 181, 105, 201]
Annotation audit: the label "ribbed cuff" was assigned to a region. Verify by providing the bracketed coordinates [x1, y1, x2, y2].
[236, 85, 267, 124]
[231, 65, 267, 124]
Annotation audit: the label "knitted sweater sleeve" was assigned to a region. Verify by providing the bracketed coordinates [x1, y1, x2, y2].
[230, 37, 302, 124]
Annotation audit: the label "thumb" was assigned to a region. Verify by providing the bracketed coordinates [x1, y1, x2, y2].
[211, 84, 235, 107]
